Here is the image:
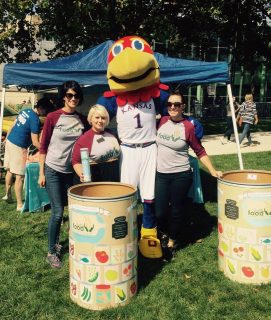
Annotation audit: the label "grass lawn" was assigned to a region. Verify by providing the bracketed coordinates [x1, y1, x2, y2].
[1, 152, 271, 320]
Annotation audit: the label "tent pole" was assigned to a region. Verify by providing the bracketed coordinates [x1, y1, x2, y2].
[32, 91, 35, 108]
[0, 86, 6, 155]
[227, 83, 244, 170]
[188, 87, 191, 115]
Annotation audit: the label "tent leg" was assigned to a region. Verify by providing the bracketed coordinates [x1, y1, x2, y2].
[32, 91, 35, 108]
[227, 84, 244, 170]
[0, 87, 6, 155]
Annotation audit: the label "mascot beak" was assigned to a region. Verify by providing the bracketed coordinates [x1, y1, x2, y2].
[107, 47, 160, 93]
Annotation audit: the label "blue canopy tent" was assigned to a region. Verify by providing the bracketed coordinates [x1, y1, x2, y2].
[2, 40, 229, 88]
[1, 40, 244, 168]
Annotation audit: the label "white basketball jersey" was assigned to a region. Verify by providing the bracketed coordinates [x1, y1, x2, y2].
[116, 99, 157, 143]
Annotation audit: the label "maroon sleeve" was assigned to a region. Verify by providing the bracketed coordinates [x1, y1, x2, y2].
[71, 137, 83, 166]
[184, 120, 207, 159]
[71, 129, 95, 165]
[39, 111, 61, 154]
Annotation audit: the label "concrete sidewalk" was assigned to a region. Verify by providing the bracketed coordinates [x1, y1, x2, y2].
[193, 131, 271, 156]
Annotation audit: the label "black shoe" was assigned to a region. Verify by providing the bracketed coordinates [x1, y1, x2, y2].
[164, 241, 181, 260]
[162, 246, 174, 262]
[158, 231, 169, 248]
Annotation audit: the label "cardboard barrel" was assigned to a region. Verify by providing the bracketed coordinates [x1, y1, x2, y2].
[218, 170, 271, 284]
[68, 182, 138, 310]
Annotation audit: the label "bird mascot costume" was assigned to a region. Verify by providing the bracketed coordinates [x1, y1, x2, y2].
[97, 35, 170, 258]
[97, 35, 203, 259]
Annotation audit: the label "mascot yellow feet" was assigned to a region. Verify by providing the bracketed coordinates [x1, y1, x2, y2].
[138, 227, 162, 259]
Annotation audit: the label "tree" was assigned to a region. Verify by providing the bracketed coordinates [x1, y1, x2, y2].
[0, 1, 39, 62]
[219, 0, 271, 92]
[0, 0, 270, 78]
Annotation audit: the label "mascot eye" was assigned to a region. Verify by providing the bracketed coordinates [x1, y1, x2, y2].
[131, 39, 144, 51]
[112, 43, 124, 56]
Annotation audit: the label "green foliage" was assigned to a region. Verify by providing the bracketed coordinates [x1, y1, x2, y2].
[220, 0, 271, 78]
[0, 0, 39, 62]
[0, 0, 270, 65]
[1, 151, 271, 319]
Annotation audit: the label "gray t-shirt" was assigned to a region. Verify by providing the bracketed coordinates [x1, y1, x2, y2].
[156, 116, 206, 174]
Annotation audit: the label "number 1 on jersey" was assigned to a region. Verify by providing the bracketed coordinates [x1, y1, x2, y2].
[134, 113, 143, 129]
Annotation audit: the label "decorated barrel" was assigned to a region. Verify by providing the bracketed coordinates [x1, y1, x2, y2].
[218, 170, 271, 284]
[68, 182, 138, 310]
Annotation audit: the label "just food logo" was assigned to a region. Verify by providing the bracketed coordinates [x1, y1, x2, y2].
[248, 209, 271, 216]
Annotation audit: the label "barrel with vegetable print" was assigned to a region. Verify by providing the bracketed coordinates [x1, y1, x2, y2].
[217, 170, 271, 284]
[68, 182, 138, 310]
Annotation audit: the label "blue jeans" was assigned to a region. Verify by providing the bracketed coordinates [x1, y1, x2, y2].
[224, 116, 233, 140]
[155, 170, 192, 241]
[239, 122, 252, 145]
[45, 164, 74, 254]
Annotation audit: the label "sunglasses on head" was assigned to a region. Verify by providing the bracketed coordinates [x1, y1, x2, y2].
[65, 93, 80, 100]
[167, 102, 183, 108]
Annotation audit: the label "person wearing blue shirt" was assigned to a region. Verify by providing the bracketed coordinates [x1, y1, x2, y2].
[2, 98, 54, 210]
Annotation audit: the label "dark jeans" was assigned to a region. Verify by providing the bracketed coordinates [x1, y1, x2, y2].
[155, 170, 192, 241]
[224, 116, 234, 140]
[45, 164, 74, 254]
[239, 122, 252, 144]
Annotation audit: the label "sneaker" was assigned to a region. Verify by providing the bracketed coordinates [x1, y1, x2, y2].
[55, 243, 63, 257]
[162, 246, 174, 262]
[16, 205, 24, 212]
[46, 253, 62, 269]
[158, 231, 169, 248]
[162, 239, 180, 262]
[163, 244, 179, 262]
[2, 194, 12, 202]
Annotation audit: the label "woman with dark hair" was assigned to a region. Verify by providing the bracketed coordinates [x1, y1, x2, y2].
[155, 90, 222, 258]
[38, 80, 89, 269]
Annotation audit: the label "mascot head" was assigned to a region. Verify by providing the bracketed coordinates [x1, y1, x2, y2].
[107, 36, 160, 93]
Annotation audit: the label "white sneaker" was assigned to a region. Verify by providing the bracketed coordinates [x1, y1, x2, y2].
[16, 204, 24, 212]
[2, 194, 12, 201]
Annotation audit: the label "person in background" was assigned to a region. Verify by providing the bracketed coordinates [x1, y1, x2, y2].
[155, 91, 223, 259]
[38, 80, 89, 269]
[2, 98, 54, 210]
[72, 104, 120, 182]
[237, 93, 259, 146]
[221, 96, 240, 144]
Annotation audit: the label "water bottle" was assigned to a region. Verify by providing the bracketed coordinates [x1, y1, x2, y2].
[80, 148, 91, 182]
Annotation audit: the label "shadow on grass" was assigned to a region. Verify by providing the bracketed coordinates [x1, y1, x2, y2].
[137, 199, 217, 289]
[176, 201, 217, 248]
[58, 215, 70, 256]
[200, 168, 218, 203]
